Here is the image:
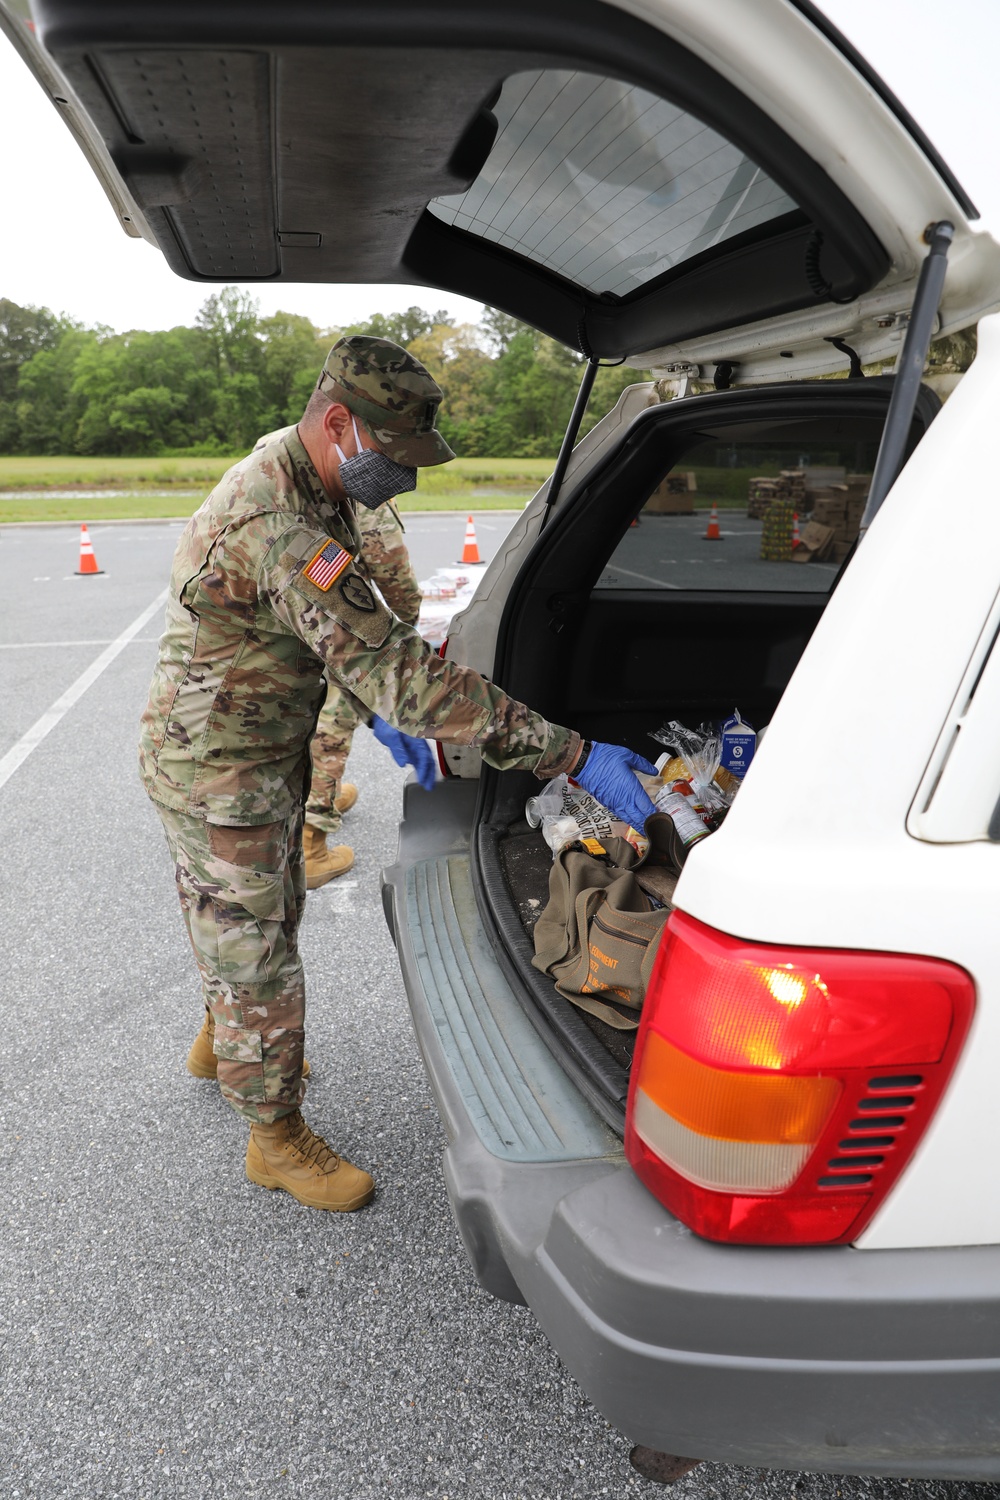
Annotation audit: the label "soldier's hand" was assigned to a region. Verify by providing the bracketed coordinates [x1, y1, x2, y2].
[572, 741, 658, 831]
[371, 715, 436, 792]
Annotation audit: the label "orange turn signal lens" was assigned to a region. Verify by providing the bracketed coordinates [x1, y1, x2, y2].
[637, 1031, 841, 1145]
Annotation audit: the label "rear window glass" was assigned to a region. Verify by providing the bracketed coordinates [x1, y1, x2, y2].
[595, 417, 883, 593]
[427, 69, 798, 299]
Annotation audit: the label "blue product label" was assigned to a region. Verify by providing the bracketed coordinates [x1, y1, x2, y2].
[721, 715, 756, 780]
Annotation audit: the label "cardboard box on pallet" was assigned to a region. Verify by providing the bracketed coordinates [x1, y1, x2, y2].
[844, 475, 871, 527]
[780, 468, 807, 507]
[806, 474, 870, 549]
[810, 487, 848, 527]
[644, 471, 697, 514]
[791, 520, 836, 562]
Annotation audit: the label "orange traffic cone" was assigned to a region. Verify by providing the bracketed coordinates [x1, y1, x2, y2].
[75, 523, 104, 575]
[459, 515, 482, 565]
[791, 512, 802, 549]
[702, 504, 723, 541]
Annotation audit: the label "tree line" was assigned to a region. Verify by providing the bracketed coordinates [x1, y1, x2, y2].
[0, 291, 649, 459]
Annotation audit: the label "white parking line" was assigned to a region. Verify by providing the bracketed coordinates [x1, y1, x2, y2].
[0, 637, 161, 650]
[305, 879, 360, 919]
[608, 564, 681, 589]
[0, 590, 168, 791]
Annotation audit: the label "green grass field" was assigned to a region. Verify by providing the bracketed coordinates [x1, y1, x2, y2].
[0, 454, 554, 523]
[0, 454, 771, 523]
[683, 466, 781, 508]
[0, 455, 234, 490]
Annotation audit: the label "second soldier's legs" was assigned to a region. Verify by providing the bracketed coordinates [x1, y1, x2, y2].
[305, 682, 361, 837]
[303, 681, 359, 887]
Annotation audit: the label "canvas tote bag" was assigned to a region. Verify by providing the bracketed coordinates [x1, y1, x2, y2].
[531, 812, 688, 1030]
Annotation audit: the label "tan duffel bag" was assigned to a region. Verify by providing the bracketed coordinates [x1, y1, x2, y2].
[531, 812, 688, 1030]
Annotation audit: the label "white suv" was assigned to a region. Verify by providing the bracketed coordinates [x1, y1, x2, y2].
[11, 0, 1000, 1478]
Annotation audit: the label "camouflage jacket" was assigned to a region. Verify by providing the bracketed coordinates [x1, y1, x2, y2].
[139, 428, 580, 825]
[254, 425, 421, 625]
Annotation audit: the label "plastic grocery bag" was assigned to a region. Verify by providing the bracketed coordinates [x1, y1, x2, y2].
[650, 720, 730, 812]
[526, 775, 616, 855]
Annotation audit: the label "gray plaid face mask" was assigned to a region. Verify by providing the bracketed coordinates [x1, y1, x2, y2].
[335, 416, 417, 510]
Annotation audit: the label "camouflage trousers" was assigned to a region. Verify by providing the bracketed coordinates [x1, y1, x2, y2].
[305, 682, 364, 836]
[157, 803, 307, 1125]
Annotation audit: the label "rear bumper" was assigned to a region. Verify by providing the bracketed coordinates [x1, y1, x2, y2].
[384, 782, 1000, 1478]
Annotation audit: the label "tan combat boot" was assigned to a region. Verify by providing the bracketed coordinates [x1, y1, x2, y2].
[246, 1110, 375, 1212]
[186, 1010, 310, 1079]
[302, 821, 354, 889]
[334, 782, 358, 816]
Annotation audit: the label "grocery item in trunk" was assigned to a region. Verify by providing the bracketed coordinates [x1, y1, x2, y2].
[651, 720, 728, 804]
[527, 775, 615, 855]
[651, 788, 711, 845]
[720, 709, 757, 780]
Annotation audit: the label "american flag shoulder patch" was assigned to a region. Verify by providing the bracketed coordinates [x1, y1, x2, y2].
[303, 541, 352, 591]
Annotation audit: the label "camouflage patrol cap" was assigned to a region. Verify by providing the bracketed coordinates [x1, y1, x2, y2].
[318, 335, 455, 467]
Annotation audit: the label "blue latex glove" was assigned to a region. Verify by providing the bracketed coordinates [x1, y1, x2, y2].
[573, 742, 658, 831]
[371, 714, 436, 792]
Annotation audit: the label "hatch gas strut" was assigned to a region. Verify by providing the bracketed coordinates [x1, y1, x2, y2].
[539, 356, 599, 531]
[859, 220, 954, 537]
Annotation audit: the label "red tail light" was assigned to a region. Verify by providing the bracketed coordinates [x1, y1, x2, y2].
[625, 912, 975, 1245]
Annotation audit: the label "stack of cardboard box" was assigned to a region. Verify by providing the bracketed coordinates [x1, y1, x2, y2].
[780, 469, 807, 511]
[644, 470, 697, 515]
[808, 473, 871, 561]
[747, 469, 805, 519]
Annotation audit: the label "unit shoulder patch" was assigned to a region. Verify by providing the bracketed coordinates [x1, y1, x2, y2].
[338, 573, 377, 613]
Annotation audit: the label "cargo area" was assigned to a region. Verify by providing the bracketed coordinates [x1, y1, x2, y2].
[470, 382, 942, 1122]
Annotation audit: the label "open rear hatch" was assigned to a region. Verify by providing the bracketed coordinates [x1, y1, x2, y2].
[7, 0, 998, 377]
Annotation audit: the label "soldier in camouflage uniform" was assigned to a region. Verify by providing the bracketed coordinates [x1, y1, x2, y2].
[250, 422, 423, 886]
[140, 334, 656, 1213]
[304, 498, 422, 886]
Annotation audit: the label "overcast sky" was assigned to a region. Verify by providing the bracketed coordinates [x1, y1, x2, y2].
[1, 0, 997, 335]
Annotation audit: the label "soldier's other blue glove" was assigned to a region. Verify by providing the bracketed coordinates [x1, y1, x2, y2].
[371, 715, 436, 792]
[572, 741, 658, 830]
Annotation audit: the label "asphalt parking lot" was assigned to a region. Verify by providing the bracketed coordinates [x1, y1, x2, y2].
[599, 512, 837, 593]
[0, 516, 995, 1500]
